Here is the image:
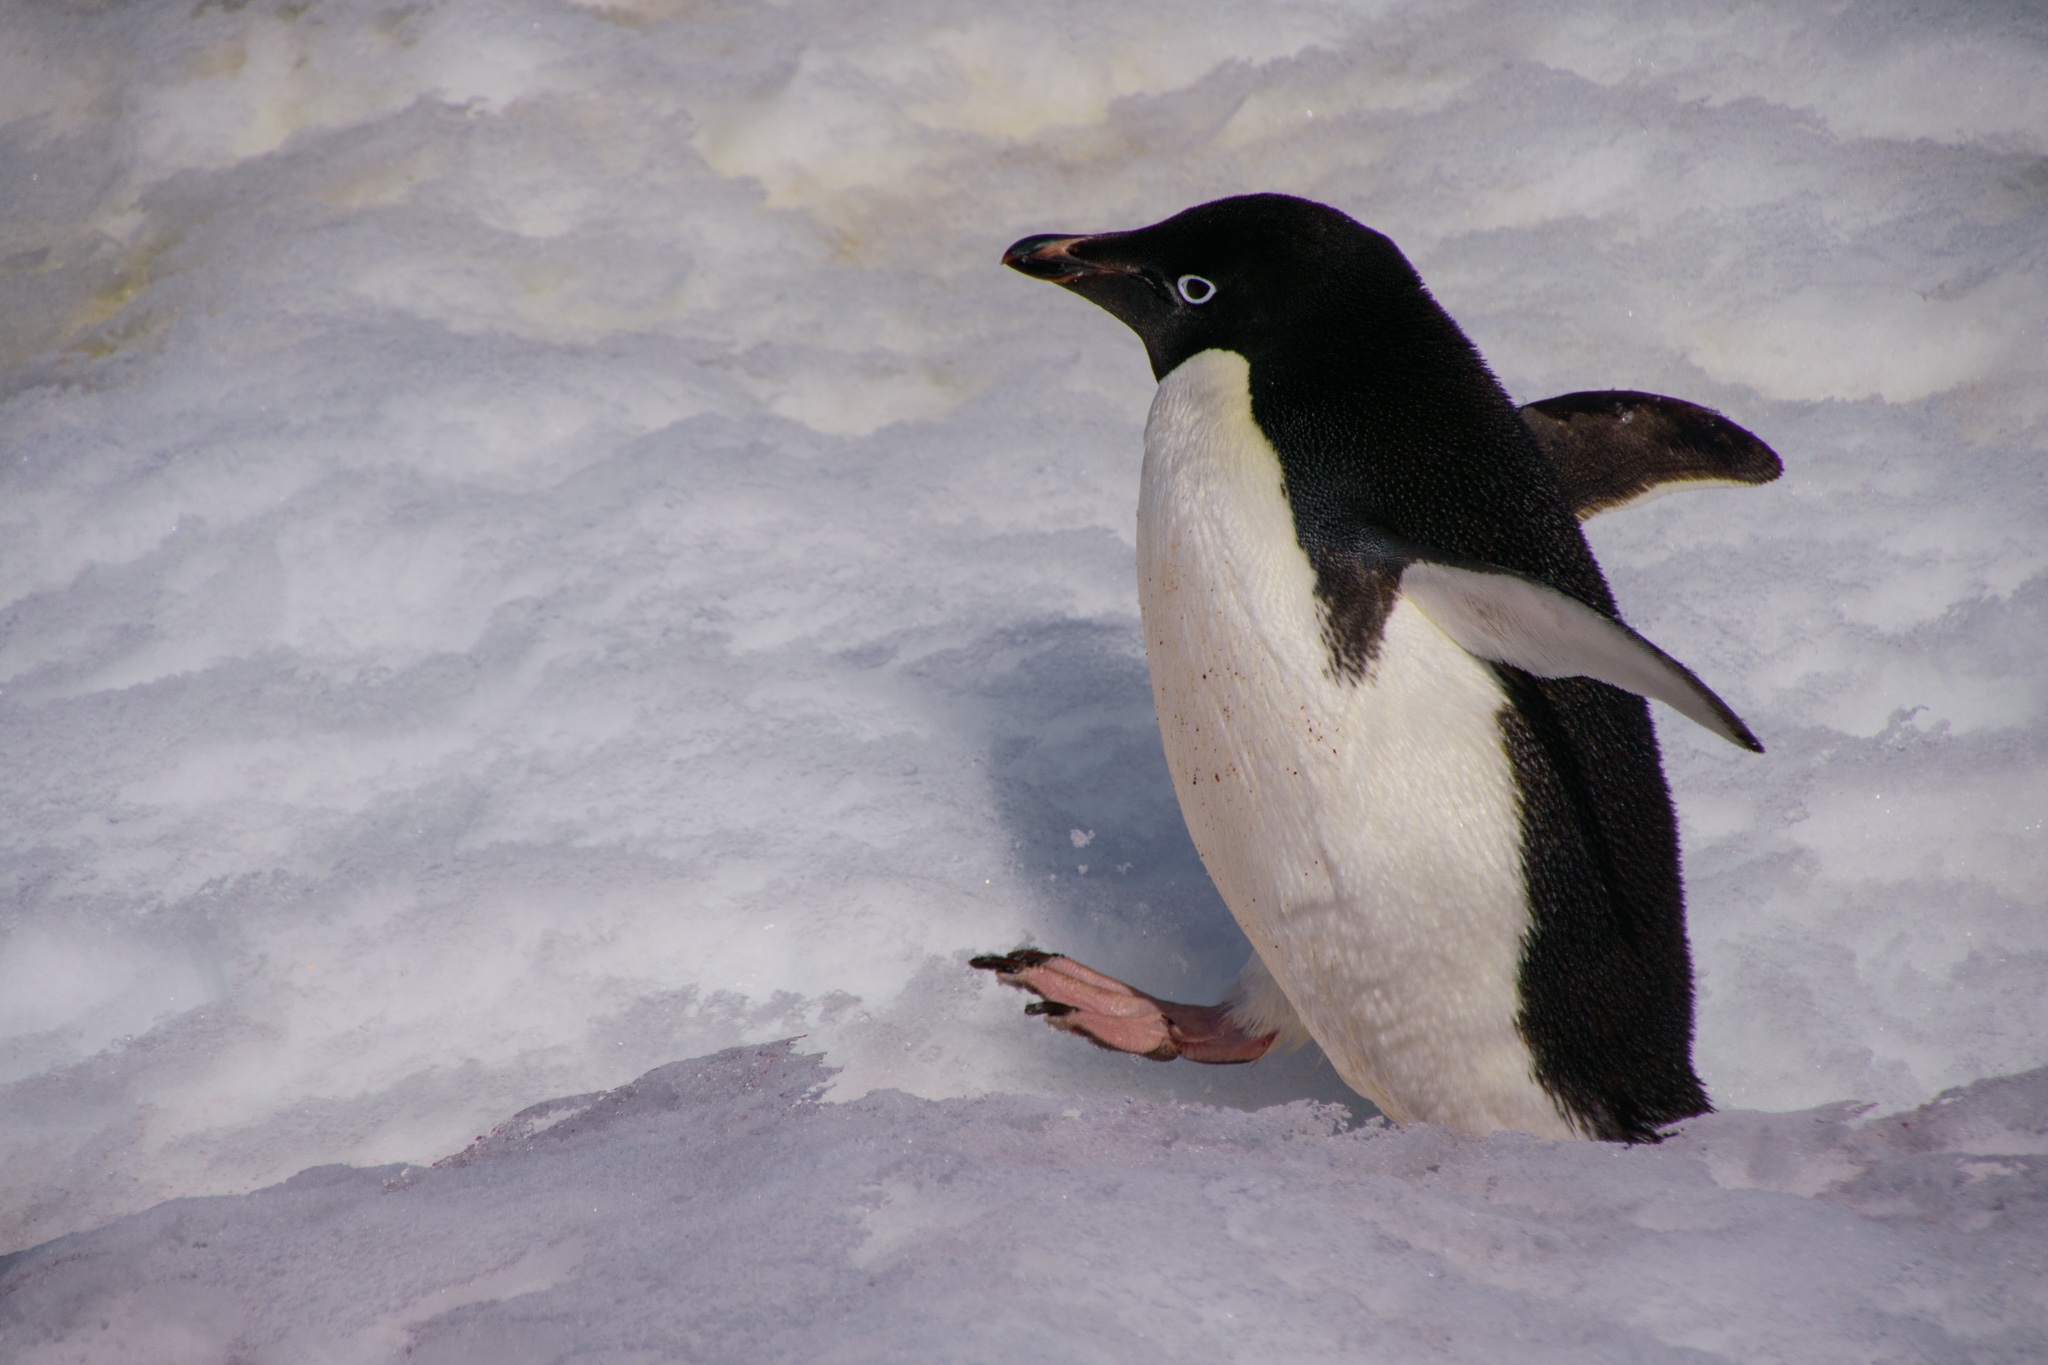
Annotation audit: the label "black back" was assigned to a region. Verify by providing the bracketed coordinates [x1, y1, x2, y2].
[1008, 194, 1710, 1140]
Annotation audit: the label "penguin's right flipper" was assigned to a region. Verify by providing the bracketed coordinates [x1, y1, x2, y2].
[1396, 557, 1764, 753]
[1519, 390, 1781, 519]
[969, 951, 1275, 1063]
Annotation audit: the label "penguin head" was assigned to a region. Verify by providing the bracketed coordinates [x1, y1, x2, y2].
[1002, 193, 1425, 381]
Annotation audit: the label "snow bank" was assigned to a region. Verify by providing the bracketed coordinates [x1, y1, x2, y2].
[4, 1042, 2044, 1363]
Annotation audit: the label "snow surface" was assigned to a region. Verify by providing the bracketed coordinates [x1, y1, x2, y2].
[4, 1043, 2046, 1363]
[0, 0, 2044, 1348]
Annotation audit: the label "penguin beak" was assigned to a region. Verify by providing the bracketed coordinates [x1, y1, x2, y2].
[1002, 234, 1134, 283]
[1003, 230, 1180, 379]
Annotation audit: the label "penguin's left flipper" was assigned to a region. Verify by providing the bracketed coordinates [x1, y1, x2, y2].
[969, 951, 1276, 1063]
[1395, 554, 1764, 753]
[1519, 390, 1782, 519]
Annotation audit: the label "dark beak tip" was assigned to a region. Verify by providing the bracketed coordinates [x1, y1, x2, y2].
[1001, 233, 1077, 268]
[1002, 232, 1108, 282]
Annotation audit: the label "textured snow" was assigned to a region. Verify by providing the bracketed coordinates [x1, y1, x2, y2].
[1, 0, 2044, 1350]
[4, 1043, 2045, 1362]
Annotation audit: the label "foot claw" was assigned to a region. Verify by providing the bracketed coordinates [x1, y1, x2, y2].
[969, 950, 1056, 974]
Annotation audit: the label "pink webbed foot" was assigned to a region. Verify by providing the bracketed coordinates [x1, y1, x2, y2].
[969, 950, 1276, 1064]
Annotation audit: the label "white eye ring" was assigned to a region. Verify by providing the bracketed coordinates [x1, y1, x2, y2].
[1176, 274, 1217, 305]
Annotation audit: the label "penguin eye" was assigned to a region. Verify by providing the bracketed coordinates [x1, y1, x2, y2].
[1176, 274, 1217, 305]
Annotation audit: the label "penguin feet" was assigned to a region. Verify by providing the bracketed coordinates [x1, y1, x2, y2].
[969, 950, 1276, 1064]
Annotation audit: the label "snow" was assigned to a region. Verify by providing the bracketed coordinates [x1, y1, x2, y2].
[5, 1044, 2045, 1362]
[0, 0, 2044, 1352]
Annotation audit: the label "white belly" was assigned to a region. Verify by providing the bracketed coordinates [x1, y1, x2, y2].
[1137, 350, 1573, 1138]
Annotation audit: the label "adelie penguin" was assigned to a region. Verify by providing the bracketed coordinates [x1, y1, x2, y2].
[974, 193, 1779, 1144]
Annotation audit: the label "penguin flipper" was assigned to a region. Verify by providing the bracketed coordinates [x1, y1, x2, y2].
[1398, 559, 1764, 752]
[1519, 390, 1782, 519]
[969, 951, 1276, 1063]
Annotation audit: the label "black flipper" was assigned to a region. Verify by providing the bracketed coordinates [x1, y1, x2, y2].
[1518, 391, 1781, 519]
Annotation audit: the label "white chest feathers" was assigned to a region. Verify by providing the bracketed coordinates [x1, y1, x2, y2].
[1136, 349, 1574, 1138]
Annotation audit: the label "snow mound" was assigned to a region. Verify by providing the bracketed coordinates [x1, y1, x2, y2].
[3, 1043, 2044, 1363]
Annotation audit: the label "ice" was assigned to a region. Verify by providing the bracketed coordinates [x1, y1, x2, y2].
[1, 0, 2044, 1347]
